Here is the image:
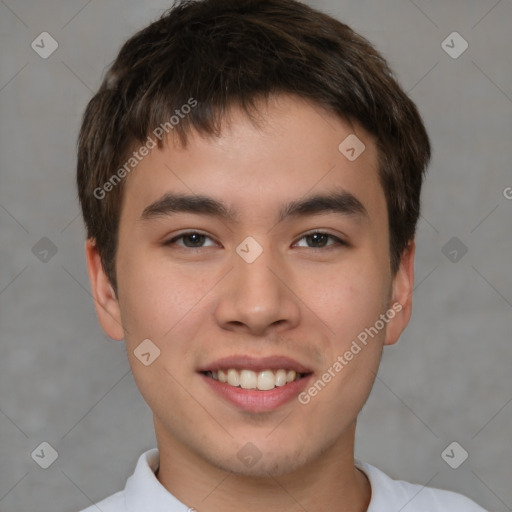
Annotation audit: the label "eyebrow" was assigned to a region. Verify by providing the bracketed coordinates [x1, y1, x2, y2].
[139, 189, 368, 224]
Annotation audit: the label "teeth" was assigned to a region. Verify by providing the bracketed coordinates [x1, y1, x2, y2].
[257, 370, 275, 391]
[240, 369, 257, 389]
[227, 369, 239, 387]
[208, 369, 303, 390]
[275, 369, 287, 387]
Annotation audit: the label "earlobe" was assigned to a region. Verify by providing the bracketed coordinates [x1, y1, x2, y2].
[384, 240, 415, 346]
[85, 239, 125, 341]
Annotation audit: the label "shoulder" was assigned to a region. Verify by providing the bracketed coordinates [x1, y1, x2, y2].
[79, 490, 125, 512]
[356, 460, 487, 512]
[78, 448, 160, 512]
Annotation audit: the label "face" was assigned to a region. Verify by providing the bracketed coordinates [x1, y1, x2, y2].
[87, 94, 414, 477]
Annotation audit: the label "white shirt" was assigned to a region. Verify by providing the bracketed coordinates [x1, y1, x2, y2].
[80, 449, 487, 511]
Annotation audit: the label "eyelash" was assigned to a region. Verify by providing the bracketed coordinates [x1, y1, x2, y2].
[164, 230, 347, 250]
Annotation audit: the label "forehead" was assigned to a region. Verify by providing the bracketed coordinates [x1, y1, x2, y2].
[120, 94, 385, 226]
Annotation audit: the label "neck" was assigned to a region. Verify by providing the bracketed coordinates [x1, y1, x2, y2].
[154, 420, 371, 512]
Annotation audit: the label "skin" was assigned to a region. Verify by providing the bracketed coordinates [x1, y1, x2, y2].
[86, 94, 415, 512]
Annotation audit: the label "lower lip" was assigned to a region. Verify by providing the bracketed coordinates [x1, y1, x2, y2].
[200, 373, 313, 413]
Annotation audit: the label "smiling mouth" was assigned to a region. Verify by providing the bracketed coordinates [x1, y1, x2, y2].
[201, 368, 310, 391]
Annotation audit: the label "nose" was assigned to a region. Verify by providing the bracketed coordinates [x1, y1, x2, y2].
[214, 245, 301, 337]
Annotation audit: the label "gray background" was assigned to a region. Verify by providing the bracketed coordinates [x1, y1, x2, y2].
[0, 0, 511, 511]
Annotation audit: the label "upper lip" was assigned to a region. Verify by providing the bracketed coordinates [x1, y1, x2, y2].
[198, 355, 313, 374]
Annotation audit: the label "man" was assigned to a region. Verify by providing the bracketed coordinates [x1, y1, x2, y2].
[77, 0, 486, 510]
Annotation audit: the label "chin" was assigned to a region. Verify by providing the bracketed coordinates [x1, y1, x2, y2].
[207, 444, 312, 478]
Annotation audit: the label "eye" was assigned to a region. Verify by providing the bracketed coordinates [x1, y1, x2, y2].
[294, 231, 346, 249]
[164, 231, 218, 249]
[164, 230, 346, 250]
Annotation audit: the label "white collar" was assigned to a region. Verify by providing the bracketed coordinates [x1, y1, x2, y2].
[124, 448, 191, 511]
[121, 448, 480, 511]
[122, 449, 380, 511]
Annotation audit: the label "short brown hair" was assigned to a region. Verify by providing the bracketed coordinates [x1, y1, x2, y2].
[77, 0, 431, 293]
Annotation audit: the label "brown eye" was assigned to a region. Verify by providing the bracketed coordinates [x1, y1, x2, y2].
[306, 233, 330, 248]
[181, 233, 206, 247]
[165, 231, 217, 248]
[294, 231, 345, 249]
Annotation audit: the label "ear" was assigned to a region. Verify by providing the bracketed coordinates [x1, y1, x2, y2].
[85, 238, 124, 341]
[384, 240, 415, 346]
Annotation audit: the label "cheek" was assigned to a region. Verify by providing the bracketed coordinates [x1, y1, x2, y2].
[297, 261, 388, 425]
[300, 256, 390, 341]
[117, 255, 207, 407]
[117, 251, 209, 344]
